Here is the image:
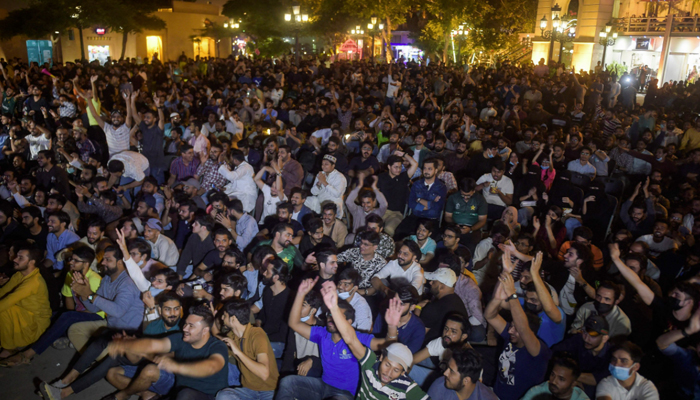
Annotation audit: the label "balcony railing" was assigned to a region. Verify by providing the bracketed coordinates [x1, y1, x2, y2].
[613, 15, 700, 34]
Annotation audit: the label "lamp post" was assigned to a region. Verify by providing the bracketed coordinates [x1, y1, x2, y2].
[599, 22, 617, 68]
[348, 26, 365, 60]
[224, 19, 241, 56]
[451, 24, 469, 65]
[284, 1, 309, 64]
[540, 4, 575, 65]
[367, 15, 383, 64]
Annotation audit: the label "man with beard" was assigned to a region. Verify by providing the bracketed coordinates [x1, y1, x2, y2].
[445, 139, 469, 176]
[260, 202, 304, 245]
[571, 280, 631, 340]
[290, 188, 312, 228]
[0, 244, 51, 359]
[216, 198, 258, 252]
[81, 87, 133, 157]
[168, 145, 201, 188]
[102, 305, 227, 400]
[345, 173, 388, 244]
[372, 284, 426, 353]
[75, 185, 122, 225]
[39, 245, 145, 400]
[303, 249, 338, 292]
[73, 219, 113, 273]
[432, 135, 451, 157]
[377, 131, 402, 164]
[143, 218, 179, 266]
[21, 206, 48, 249]
[256, 223, 303, 272]
[370, 240, 424, 296]
[3, 247, 102, 368]
[411, 314, 471, 388]
[195, 142, 228, 193]
[107, 151, 150, 203]
[635, 219, 679, 257]
[274, 145, 304, 198]
[417, 268, 468, 344]
[620, 180, 656, 237]
[394, 158, 447, 240]
[376, 153, 418, 237]
[176, 215, 216, 279]
[104, 292, 183, 400]
[427, 348, 499, 400]
[194, 228, 234, 275]
[348, 141, 380, 179]
[35, 150, 70, 197]
[71, 165, 96, 191]
[299, 217, 336, 257]
[0, 200, 28, 245]
[279, 277, 403, 400]
[258, 257, 292, 361]
[485, 271, 552, 400]
[45, 211, 80, 271]
[553, 315, 612, 399]
[521, 356, 588, 400]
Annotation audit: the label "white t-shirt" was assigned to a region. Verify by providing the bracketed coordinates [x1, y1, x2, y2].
[596, 373, 659, 400]
[476, 173, 514, 207]
[25, 132, 51, 159]
[104, 123, 131, 156]
[426, 338, 448, 361]
[374, 260, 424, 295]
[109, 151, 150, 181]
[386, 75, 401, 98]
[260, 185, 287, 222]
[635, 235, 678, 257]
[348, 293, 372, 332]
[311, 128, 333, 146]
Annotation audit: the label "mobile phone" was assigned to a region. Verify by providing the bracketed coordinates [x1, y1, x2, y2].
[193, 284, 203, 291]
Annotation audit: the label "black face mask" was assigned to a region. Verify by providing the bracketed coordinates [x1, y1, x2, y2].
[594, 300, 614, 315]
[525, 302, 540, 314]
[667, 296, 684, 311]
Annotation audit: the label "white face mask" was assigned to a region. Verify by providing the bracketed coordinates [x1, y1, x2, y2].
[300, 312, 312, 323]
[137, 259, 145, 267]
[338, 291, 351, 300]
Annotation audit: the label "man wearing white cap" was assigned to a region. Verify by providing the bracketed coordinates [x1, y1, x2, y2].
[417, 268, 469, 345]
[143, 218, 179, 266]
[305, 154, 347, 218]
[320, 281, 429, 400]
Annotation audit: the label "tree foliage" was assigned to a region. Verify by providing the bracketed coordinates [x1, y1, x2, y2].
[103, 0, 167, 60]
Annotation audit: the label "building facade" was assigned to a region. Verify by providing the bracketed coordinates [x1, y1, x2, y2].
[531, 0, 700, 83]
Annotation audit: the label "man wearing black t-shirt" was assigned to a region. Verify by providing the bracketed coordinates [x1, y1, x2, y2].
[376, 153, 418, 236]
[416, 268, 468, 345]
[21, 206, 49, 250]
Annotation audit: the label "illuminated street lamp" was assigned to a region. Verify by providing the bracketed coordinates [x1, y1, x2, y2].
[284, 2, 309, 63]
[599, 21, 617, 67]
[367, 15, 383, 63]
[540, 4, 575, 64]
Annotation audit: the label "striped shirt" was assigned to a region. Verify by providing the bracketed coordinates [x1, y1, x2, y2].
[169, 157, 200, 181]
[104, 122, 131, 156]
[357, 348, 429, 400]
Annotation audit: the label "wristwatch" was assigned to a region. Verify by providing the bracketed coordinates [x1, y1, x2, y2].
[87, 294, 95, 303]
[507, 293, 518, 301]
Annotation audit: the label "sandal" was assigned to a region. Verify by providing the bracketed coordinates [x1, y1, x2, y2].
[0, 353, 32, 367]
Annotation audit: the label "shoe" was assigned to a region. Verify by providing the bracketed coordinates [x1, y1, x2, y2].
[39, 382, 62, 400]
[51, 379, 68, 389]
[52, 338, 71, 350]
[0, 353, 31, 367]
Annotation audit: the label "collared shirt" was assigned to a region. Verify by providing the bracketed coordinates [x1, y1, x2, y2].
[354, 232, 395, 259]
[408, 177, 447, 219]
[104, 122, 131, 156]
[337, 248, 387, 289]
[227, 324, 279, 391]
[438, 171, 458, 192]
[196, 158, 228, 190]
[310, 169, 348, 218]
[235, 213, 259, 250]
[570, 302, 632, 339]
[47, 229, 80, 270]
[110, 151, 150, 181]
[189, 134, 210, 157]
[170, 157, 200, 182]
[454, 273, 486, 327]
[374, 260, 424, 295]
[83, 270, 144, 331]
[567, 159, 597, 177]
[596, 373, 659, 400]
[76, 138, 98, 162]
[149, 232, 180, 266]
[219, 161, 257, 213]
[357, 348, 429, 400]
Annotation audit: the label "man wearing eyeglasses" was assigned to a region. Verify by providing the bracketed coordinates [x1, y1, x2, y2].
[567, 146, 597, 179]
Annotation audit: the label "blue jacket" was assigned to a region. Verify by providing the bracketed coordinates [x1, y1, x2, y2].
[408, 178, 447, 219]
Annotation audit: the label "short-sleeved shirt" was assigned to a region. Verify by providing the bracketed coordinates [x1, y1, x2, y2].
[357, 348, 429, 400]
[476, 174, 514, 207]
[377, 171, 411, 212]
[596, 374, 659, 400]
[428, 377, 499, 400]
[445, 192, 488, 226]
[167, 333, 228, 395]
[309, 325, 374, 395]
[407, 235, 436, 256]
[372, 313, 425, 354]
[227, 324, 279, 391]
[257, 239, 302, 272]
[420, 293, 468, 344]
[518, 298, 566, 347]
[104, 122, 131, 156]
[200, 250, 223, 269]
[494, 323, 552, 400]
[348, 155, 380, 173]
[61, 269, 105, 318]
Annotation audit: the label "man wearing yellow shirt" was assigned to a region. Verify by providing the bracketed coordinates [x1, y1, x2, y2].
[0, 244, 52, 359]
[1, 246, 103, 367]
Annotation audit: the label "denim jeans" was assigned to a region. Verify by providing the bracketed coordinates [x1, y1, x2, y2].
[276, 375, 354, 400]
[176, 388, 216, 400]
[228, 362, 241, 387]
[216, 387, 274, 400]
[32, 311, 103, 355]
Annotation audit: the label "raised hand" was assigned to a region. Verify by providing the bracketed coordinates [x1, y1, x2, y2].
[608, 242, 621, 259]
[90, 75, 98, 83]
[320, 281, 338, 310]
[531, 251, 543, 276]
[385, 295, 402, 327]
[305, 252, 317, 265]
[298, 277, 318, 296]
[501, 249, 515, 273]
[115, 228, 129, 256]
[498, 271, 516, 297]
[532, 216, 541, 232]
[143, 291, 156, 309]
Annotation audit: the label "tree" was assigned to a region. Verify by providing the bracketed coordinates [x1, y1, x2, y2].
[191, 21, 231, 58]
[257, 38, 292, 57]
[222, 0, 285, 40]
[103, 0, 166, 61]
[0, 0, 104, 61]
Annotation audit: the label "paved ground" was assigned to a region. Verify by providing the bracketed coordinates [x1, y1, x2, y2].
[0, 346, 127, 400]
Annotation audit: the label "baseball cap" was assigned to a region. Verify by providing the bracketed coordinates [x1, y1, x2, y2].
[424, 268, 457, 288]
[385, 343, 413, 372]
[323, 154, 337, 164]
[183, 177, 202, 190]
[170, 112, 180, 118]
[584, 315, 610, 336]
[146, 218, 163, 232]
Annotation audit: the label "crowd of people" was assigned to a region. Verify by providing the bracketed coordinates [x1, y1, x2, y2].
[1, 51, 700, 400]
